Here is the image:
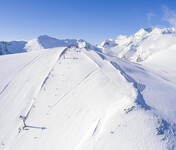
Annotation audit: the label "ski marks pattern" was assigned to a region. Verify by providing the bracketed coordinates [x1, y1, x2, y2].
[47, 68, 98, 114]
[0, 53, 44, 95]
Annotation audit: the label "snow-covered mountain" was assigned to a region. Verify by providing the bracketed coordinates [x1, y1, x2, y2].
[0, 27, 176, 150]
[2, 27, 176, 63]
[98, 27, 176, 62]
[25, 35, 99, 52]
[0, 45, 176, 150]
[0, 35, 99, 55]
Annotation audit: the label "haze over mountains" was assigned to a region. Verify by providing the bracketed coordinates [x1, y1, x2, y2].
[0, 27, 176, 150]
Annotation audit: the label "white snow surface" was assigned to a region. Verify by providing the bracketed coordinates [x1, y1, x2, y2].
[98, 27, 176, 62]
[2, 27, 176, 64]
[0, 44, 176, 150]
[0, 35, 99, 55]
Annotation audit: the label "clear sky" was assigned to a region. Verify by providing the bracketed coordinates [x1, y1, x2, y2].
[0, 0, 176, 43]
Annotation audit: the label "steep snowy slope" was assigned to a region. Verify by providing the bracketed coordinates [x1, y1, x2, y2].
[98, 27, 176, 62]
[0, 46, 176, 150]
[0, 47, 66, 149]
[78, 50, 176, 150]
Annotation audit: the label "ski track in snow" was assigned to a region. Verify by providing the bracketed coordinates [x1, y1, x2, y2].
[22, 47, 69, 122]
[47, 68, 99, 114]
[1, 52, 48, 129]
[21, 46, 98, 129]
[0, 53, 44, 95]
[0, 47, 67, 149]
[92, 119, 101, 135]
[1, 45, 176, 150]
[92, 50, 176, 150]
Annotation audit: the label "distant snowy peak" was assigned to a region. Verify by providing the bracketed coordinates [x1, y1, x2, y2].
[25, 35, 78, 52]
[24, 38, 43, 52]
[37, 35, 81, 48]
[135, 27, 154, 36]
[98, 39, 118, 48]
[1, 27, 176, 60]
[25, 35, 99, 52]
[133, 27, 176, 40]
[0, 35, 99, 55]
[99, 27, 176, 62]
[161, 27, 176, 34]
[28, 35, 98, 49]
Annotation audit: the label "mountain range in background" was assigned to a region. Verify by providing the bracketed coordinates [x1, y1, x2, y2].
[1, 27, 176, 150]
[0, 35, 99, 55]
[1, 27, 176, 63]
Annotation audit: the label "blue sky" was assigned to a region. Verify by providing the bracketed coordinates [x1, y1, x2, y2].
[0, 0, 176, 43]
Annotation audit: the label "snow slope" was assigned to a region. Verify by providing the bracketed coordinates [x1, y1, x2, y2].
[0, 47, 66, 149]
[0, 45, 176, 150]
[98, 27, 176, 62]
[79, 50, 176, 150]
[142, 44, 176, 77]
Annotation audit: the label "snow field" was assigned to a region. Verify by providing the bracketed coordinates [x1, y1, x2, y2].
[0, 45, 176, 150]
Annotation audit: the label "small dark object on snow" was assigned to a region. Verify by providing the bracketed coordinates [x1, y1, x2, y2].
[111, 131, 114, 134]
[124, 106, 135, 113]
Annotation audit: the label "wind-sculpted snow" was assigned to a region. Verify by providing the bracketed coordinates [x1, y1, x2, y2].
[95, 51, 176, 149]
[110, 61, 150, 110]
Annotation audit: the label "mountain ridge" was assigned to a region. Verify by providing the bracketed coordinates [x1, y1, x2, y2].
[0, 35, 99, 55]
[1, 27, 176, 63]
[0, 33, 176, 149]
[98, 27, 176, 62]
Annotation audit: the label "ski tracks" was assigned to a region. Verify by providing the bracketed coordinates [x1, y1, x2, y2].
[0, 53, 44, 95]
[47, 68, 99, 114]
[22, 48, 68, 120]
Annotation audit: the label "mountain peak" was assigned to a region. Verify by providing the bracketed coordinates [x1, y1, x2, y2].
[162, 27, 176, 34]
[143, 27, 155, 33]
[134, 27, 155, 36]
[37, 35, 56, 40]
[37, 34, 51, 38]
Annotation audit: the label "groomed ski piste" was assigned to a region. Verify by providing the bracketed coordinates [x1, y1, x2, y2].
[0, 46, 176, 150]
